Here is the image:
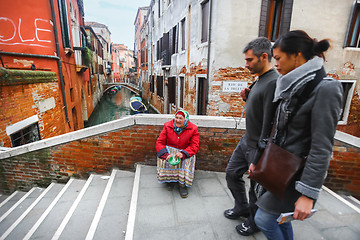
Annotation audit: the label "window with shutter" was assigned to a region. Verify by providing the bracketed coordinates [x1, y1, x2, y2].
[339, 80, 356, 124]
[197, 77, 207, 115]
[259, 0, 293, 41]
[345, 0, 360, 48]
[201, 0, 210, 43]
[168, 77, 176, 104]
[173, 25, 178, 54]
[150, 75, 155, 93]
[181, 18, 186, 51]
[58, 0, 71, 48]
[157, 75, 164, 98]
[179, 76, 184, 108]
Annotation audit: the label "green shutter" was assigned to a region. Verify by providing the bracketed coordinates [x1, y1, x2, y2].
[58, 0, 71, 48]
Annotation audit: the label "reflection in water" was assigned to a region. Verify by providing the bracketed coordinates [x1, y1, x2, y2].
[85, 86, 147, 127]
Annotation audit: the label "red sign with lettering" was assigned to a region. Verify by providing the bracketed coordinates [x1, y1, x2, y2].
[0, 0, 56, 55]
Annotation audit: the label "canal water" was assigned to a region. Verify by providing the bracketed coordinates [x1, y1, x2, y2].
[85, 86, 155, 127]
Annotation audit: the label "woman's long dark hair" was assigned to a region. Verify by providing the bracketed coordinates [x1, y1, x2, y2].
[272, 30, 330, 60]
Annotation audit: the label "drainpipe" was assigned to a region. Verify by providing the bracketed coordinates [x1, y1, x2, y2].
[50, 0, 69, 122]
[0, 51, 60, 60]
[149, 4, 153, 103]
[205, 0, 213, 115]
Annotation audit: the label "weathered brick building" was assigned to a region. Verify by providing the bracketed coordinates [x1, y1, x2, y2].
[85, 22, 113, 82]
[134, 7, 150, 89]
[84, 25, 106, 110]
[112, 44, 136, 83]
[0, 0, 99, 147]
[136, 0, 360, 137]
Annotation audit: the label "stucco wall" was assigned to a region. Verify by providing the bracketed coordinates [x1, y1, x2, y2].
[212, 0, 262, 69]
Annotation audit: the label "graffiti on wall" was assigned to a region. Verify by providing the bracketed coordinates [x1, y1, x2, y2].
[0, 17, 53, 48]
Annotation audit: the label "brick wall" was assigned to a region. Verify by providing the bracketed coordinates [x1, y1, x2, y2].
[208, 67, 253, 116]
[0, 115, 358, 200]
[337, 91, 360, 137]
[325, 139, 360, 196]
[0, 69, 67, 147]
[0, 118, 243, 192]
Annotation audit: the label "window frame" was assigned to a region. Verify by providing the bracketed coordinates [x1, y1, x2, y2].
[179, 75, 185, 108]
[161, 32, 170, 65]
[156, 75, 164, 98]
[172, 25, 178, 54]
[344, 0, 360, 48]
[258, 0, 293, 41]
[168, 76, 176, 105]
[196, 74, 208, 115]
[6, 115, 41, 147]
[150, 75, 155, 93]
[201, 0, 210, 43]
[58, 0, 71, 48]
[338, 80, 356, 125]
[157, 40, 160, 60]
[181, 18, 186, 51]
[267, 0, 283, 41]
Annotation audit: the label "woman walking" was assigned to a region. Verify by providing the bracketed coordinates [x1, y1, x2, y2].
[252, 30, 343, 239]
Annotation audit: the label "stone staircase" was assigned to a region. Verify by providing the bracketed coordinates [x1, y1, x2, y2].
[0, 169, 135, 240]
[1, 165, 359, 240]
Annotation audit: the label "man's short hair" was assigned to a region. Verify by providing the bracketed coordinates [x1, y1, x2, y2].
[243, 37, 272, 61]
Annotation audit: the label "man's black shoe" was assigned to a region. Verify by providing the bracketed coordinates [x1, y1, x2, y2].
[224, 208, 249, 219]
[235, 220, 260, 236]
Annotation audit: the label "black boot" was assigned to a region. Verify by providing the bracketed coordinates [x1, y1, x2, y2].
[179, 184, 188, 198]
[166, 182, 175, 191]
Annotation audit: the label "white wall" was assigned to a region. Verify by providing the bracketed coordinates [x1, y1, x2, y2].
[291, 0, 357, 76]
[211, 0, 262, 69]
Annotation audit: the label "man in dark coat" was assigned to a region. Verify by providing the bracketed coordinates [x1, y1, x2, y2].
[224, 37, 278, 236]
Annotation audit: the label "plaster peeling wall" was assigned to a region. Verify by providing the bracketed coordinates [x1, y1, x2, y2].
[149, 0, 212, 115]
[290, 0, 359, 137]
[36, 97, 56, 113]
[13, 59, 34, 68]
[145, 0, 359, 135]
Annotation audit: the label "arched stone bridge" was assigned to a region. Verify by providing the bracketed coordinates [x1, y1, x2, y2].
[102, 82, 141, 95]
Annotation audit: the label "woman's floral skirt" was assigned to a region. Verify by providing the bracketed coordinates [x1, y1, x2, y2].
[157, 146, 196, 187]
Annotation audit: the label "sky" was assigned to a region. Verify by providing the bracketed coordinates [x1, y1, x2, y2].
[84, 0, 151, 50]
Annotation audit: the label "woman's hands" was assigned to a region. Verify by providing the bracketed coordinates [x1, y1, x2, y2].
[174, 152, 185, 160]
[293, 195, 314, 221]
[161, 152, 185, 161]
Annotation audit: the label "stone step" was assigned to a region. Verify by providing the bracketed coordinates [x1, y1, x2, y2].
[0, 187, 44, 237]
[1, 166, 358, 240]
[0, 191, 27, 217]
[4, 183, 66, 240]
[92, 169, 134, 240]
[0, 169, 135, 240]
[24, 179, 87, 240]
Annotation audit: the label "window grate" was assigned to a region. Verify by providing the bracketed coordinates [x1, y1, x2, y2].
[10, 122, 41, 147]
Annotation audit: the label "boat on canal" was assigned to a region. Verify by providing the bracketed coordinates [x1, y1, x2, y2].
[104, 85, 122, 96]
[129, 96, 147, 114]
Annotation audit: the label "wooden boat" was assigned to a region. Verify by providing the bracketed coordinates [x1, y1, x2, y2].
[105, 85, 121, 96]
[130, 96, 148, 114]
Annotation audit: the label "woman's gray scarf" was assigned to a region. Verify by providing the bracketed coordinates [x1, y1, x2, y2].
[273, 57, 324, 102]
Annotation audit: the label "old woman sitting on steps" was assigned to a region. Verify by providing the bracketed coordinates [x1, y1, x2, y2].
[156, 110, 199, 198]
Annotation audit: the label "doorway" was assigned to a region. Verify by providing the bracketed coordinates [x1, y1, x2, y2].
[197, 77, 207, 115]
